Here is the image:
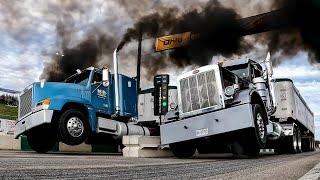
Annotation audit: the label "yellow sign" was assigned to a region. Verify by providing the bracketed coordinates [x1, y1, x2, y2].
[155, 32, 191, 52]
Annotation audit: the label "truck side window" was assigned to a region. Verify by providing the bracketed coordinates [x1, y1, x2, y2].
[251, 64, 263, 79]
[221, 68, 236, 88]
[92, 72, 102, 84]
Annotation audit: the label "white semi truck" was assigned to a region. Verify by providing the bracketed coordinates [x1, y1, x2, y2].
[160, 53, 315, 158]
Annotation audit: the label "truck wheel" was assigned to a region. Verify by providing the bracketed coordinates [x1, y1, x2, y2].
[311, 137, 315, 151]
[27, 125, 56, 153]
[296, 128, 302, 153]
[245, 104, 267, 156]
[197, 142, 211, 154]
[58, 109, 90, 145]
[170, 140, 196, 158]
[308, 137, 312, 151]
[287, 127, 298, 154]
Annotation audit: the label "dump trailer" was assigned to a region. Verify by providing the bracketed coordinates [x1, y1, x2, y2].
[160, 53, 315, 158]
[270, 79, 315, 152]
[14, 49, 172, 153]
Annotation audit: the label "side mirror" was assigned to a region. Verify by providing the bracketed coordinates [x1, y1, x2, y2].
[102, 68, 110, 87]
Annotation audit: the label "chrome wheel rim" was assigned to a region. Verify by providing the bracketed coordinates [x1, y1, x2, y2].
[67, 117, 84, 138]
[256, 113, 265, 140]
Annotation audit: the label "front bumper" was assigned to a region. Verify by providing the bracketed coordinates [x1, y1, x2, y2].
[14, 109, 53, 138]
[160, 103, 254, 145]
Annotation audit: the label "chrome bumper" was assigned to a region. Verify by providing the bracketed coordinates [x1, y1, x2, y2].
[160, 103, 254, 145]
[14, 109, 53, 138]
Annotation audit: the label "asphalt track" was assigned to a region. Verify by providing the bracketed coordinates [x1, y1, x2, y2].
[0, 150, 319, 179]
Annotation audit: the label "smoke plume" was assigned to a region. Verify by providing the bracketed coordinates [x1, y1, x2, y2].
[118, 0, 251, 74]
[38, 0, 320, 83]
[258, 0, 320, 64]
[118, 0, 320, 76]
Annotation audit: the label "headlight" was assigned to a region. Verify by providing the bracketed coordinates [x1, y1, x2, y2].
[224, 86, 235, 97]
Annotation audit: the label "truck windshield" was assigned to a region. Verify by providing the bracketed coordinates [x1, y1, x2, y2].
[64, 70, 91, 86]
[225, 64, 249, 79]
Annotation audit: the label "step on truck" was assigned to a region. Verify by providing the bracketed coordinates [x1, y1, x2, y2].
[14, 48, 177, 153]
[160, 53, 315, 158]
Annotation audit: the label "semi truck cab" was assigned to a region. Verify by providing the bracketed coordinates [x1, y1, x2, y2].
[161, 54, 314, 158]
[160, 57, 277, 157]
[14, 50, 152, 153]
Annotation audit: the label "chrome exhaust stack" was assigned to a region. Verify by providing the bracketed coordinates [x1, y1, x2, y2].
[113, 49, 120, 116]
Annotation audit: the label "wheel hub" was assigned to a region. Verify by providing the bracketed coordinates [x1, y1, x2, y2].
[256, 113, 265, 140]
[67, 117, 84, 138]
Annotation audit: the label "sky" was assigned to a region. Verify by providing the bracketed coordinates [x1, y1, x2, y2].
[0, 0, 319, 139]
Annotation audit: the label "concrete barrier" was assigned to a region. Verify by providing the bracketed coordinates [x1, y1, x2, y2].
[59, 143, 92, 152]
[0, 119, 15, 135]
[0, 135, 21, 150]
[122, 135, 173, 158]
[0, 135, 119, 153]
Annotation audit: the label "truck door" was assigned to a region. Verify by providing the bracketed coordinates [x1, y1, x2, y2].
[91, 72, 111, 114]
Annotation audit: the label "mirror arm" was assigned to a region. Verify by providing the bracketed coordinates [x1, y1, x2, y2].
[92, 82, 103, 93]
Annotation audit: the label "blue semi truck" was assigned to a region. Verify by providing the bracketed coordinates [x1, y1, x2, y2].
[14, 50, 161, 153]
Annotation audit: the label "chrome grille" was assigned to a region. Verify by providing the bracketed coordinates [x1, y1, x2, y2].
[179, 70, 220, 113]
[19, 88, 33, 118]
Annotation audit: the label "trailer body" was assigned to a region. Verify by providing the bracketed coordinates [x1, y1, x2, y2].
[138, 87, 177, 123]
[272, 79, 314, 134]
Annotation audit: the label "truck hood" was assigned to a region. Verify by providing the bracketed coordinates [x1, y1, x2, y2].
[32, 82, 89, 107]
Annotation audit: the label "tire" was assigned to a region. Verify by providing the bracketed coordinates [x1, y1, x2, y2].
[296, 128, 302, 153]
[301, 137, 310, 152]
[246, 104, 267, 156]
[170, 140, 196, 158]
[26, 125, 56, 153]
[311, 137, 315, 151]
[58, 109, 90, 145]
[197, 141, 212, 154]
[308, 137, 312, 151]
[286, 126, 298, 154]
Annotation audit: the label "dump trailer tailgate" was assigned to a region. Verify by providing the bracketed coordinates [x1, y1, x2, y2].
[160, 103, 254, 145]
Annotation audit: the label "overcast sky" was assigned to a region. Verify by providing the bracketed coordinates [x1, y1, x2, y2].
[0, 0, 319, 139]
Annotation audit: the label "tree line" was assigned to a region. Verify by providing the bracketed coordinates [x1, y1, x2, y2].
[0, 94, 18, 106]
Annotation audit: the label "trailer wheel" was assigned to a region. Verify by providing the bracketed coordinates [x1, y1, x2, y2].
[27, 125, 56, 153]
[245, 104, 267, 156]
[296, 128, 302, 153]
[308, 137, 312, 152]
[58, 109, 90, 145]
[170, 140, 196, 158]
[286, 126, 298, 154]
[311, 137, 315, 151]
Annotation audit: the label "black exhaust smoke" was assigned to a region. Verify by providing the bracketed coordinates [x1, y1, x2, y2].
[118, 0, 320, 76]
[41, 0, 320, 82]
[41, 23, 117, 82]
[118, 0, 251, 75]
